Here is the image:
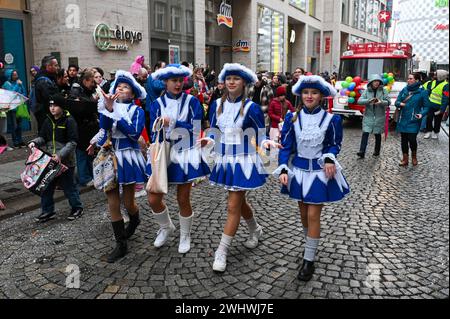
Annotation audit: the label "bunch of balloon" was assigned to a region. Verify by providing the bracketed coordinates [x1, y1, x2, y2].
[340, 76, 363, 104]
[382, 73, 395, 93]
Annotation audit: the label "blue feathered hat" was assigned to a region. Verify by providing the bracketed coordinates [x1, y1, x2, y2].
[151, 64, 193, 81]
[292, 75, 337, 97]
[112, 70, 147, 100]
[218, 63, 258, 85]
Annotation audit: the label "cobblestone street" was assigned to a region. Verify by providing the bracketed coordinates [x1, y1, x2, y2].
[0, 122, 448, 299]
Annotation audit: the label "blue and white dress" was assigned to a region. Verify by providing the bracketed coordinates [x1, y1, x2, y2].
[92, 102, 148, 185]
[274, 107, 350, 204]
[147, 92, 210, 184]
[208, 96, 268, 191]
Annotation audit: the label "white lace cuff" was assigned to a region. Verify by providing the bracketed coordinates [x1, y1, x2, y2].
[318, 153, 343, 170]
[273, 164, 294, 178]
[98, 99, 132, 124]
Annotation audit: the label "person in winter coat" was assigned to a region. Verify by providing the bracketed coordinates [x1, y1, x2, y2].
[268, 86, 295, 142]
[423, 69, 449, 140]
[67, 68, 100, 186]
[286, 67, 305, 108]
[34, 56, 60, 132]
[395, 73, 431, 166]
[2, 69, 26, 148]
[28, 94, 83, 223]
[356, 74, 391, 158]
[56, 69, 71, 97]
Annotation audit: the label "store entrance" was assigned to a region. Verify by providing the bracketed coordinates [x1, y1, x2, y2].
[0, 17, 30, 133]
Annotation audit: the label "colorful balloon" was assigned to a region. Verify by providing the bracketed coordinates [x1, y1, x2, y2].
[340, 89, 347, 96]
[348, 97, 356, 104]
[349, 83, 356, 91]
[350, 91, 356, 97]
[342, 82, 349, 88]
[388, 73, 394, 77]
[353, 76, 362, 85]
[346, 76, 353, 83]
[383, 73, 388, 78]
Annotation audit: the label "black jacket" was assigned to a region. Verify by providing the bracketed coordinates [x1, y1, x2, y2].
[32, 112, 78, 167]
[34, 71, 59, 115]
[67, 83, 100, 150]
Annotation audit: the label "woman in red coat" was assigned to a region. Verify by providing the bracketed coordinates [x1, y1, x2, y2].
[268, 86, 295, 142]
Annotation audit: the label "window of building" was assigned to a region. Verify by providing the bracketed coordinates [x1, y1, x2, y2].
[309, 0, 316, 17]
[289, 0, 307, 12]
[186, 10, 194, 34]
[342, 0, 350, 25]
[171, 6, 182, 33]
[154, 2, 166, 31]
[0, 0, 27, 10]
[257, 6, 285, 73]
[359, 0, 367, 31]
[353, 0, 359, 28]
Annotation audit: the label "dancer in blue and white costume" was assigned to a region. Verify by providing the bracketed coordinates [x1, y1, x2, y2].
[201, 63, 281, 272]
[146, 64, 210, 254]
[274, 75, 350, 281]
[88, 71, 148, 263]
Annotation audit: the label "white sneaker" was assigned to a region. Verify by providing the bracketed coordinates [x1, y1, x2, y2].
[213, 251, 227, 272]
[423, 132, 432, 139]
[178, 233, 191, 254]
[134, 189, 147, 198]
[154, 223, 176, 248]
[244, 226, 263, 249]
[431, 132, 439, 139]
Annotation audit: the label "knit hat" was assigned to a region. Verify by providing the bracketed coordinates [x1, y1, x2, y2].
[276, 86, 287, 97]
[49, 94, 67, 108]
[130, 55, 145, 75]
[31, 65, 40, 73]
[112, 70, 147, 99]
[292, 75, 337, 97]
[218, 63, 258, 85]
[151, 64, 192, 81]
[436, 69, 449, 81]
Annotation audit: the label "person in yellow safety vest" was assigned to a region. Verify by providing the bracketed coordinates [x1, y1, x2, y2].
[423, 69, 449, 140]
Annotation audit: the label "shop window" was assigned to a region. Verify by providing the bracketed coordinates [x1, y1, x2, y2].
[171, 6, 181, 33]
[289, 0, 307, 12]
[154, 2, 166, 31]
[0, 0, 27, 10]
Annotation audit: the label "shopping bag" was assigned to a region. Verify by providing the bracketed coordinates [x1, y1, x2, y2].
[93, 135, 118, 193]
[146, 118, 170, 194]
[15, 103, 31, 120]
[21, 147, 68, 196]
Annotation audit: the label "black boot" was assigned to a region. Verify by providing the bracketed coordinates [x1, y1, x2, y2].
[357, 151, 365, 159]
[297, 259, 315, 282]
[107, 220, 128, 263]
[124, 211, 141, 239]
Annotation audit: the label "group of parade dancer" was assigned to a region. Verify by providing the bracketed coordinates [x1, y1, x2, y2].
[89, 63, 350, 282]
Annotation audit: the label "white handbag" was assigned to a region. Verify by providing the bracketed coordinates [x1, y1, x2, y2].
[146, 118, 170, 194]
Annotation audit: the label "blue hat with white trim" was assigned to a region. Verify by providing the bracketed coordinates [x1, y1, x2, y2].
[151, 64, 193, 81]
[292, 75, 337, 97]
[218, 63, 258, 85]
[112, 70, 147, 100]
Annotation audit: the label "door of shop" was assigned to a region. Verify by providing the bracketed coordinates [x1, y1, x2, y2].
[0, 17, 30, 133]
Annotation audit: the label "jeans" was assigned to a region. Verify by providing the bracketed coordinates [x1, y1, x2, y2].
[401, 133, 418, 154]
[76, 149, 94, 185]
[41, 167, 83, 214]
[6, 110, 23, 146]
[359, 132, 381, 154]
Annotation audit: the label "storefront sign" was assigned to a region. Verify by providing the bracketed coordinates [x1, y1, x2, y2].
[217, 1, 233, 28]
[435, 0, 448, 8]
[93, 23, 143, 52]
[4, 53, 14, 65]
[325, 37, 331, 54]
[232, 40, 250, 52]
[377, 10, 391, 23]
[434, 23, 449, 30]
[169, 45, 180, 64]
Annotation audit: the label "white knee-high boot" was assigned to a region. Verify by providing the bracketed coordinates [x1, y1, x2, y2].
[178, 213, 194, 254]
[153, 207, 176, 248]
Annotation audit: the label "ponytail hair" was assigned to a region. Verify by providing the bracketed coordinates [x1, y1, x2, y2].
[217, 85, 248, 117]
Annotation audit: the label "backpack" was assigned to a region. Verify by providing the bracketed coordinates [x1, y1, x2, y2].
[29, 76, 52, 113]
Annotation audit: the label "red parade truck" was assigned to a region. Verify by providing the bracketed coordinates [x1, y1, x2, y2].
[333, 42, 413, 118]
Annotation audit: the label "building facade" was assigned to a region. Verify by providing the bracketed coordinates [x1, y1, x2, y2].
[0, 0, 391, 82]
[393, 0, 449, 71]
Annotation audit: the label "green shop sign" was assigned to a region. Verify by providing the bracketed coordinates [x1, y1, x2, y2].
[94, 23, 143, 51]
[435, 0, 448, 7]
